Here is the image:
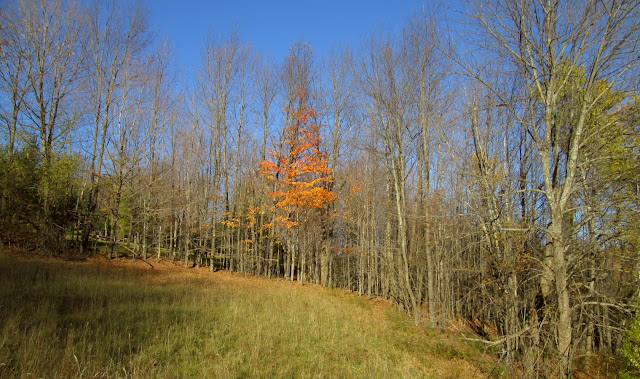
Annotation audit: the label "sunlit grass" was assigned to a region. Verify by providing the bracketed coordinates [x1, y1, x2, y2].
[0, 253, 497, 378]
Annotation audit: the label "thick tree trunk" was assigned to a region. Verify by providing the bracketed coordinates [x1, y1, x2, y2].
[549, 210, 572, 375]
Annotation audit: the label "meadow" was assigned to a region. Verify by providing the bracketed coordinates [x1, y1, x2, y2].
[0, 251, 499, 378]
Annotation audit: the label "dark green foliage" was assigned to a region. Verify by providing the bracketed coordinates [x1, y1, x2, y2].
[621, 309, 640, 378]
[0, 146, 81, 252]
[0, 146, 41, 246]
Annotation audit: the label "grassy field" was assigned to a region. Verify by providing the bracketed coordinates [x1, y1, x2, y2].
[0, 251, 500, 378]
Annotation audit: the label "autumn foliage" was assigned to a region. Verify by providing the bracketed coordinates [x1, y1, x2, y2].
[260, 90, 337, 227]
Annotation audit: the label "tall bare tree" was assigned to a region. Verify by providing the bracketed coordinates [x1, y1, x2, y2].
[320, 45, 357, 287]
[403, 9, 450, 325]
[194, 31, 241, 270]
[360, 31, 420, 322]
[79, 0, 150, 254]
[0, 4, 30, 156]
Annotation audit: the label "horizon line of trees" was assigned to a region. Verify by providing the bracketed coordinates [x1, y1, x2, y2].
[1, 0, 639, 376]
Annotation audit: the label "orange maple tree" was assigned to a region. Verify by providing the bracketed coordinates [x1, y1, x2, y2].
[260, 90, 337, 227]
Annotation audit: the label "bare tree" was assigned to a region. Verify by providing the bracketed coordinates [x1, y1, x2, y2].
[0, 3, 30, 156]
[102, 57, 149, 259]
[254, 55, 279, 276]
[194, 31, 241, 271]
[79, 0, 150, 254]
[403, 9, 450, 326]
[139, 39, 177, 260]
[255, 55, 278, 163]
[320, 45, 357, 287]
[360, 31, 420, 322]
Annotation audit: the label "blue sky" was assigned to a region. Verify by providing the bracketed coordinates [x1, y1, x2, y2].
[148, 0, 427, 70]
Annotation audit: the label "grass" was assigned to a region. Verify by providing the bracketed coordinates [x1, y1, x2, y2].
[0, 251, 498, 378]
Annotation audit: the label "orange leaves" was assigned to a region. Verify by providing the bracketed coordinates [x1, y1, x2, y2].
[349, 180, 363, 193]
[260, 90, 337, 226]
[259, 159, 279, 180]
[268, 190, 286, 198]
[275, 186, 337, 209]
[219, 217, 239, 228]
[274, 216, 299, 229]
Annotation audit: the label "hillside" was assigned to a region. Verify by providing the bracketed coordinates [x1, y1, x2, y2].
[0, 250, 500, 378]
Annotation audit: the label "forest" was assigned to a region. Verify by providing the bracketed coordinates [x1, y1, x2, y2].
[0, 0, 639, 377]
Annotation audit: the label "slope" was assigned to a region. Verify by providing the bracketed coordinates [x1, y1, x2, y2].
[0, 250, 500, 378]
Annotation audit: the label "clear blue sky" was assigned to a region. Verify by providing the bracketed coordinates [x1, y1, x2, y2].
[148, 0, 427, 70]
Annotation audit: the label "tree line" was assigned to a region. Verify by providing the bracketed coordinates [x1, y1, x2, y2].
[1, 0, 638, 376]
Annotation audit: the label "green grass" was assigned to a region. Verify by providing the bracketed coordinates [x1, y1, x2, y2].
[0, 253, 496, 378]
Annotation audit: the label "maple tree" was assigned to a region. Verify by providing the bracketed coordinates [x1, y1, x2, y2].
[260, 89, 337, 228]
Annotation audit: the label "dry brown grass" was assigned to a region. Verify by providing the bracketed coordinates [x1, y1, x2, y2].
[0, 249, 500, 378]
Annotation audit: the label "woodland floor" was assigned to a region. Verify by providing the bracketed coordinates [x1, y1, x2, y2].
[0, 247, 504, 378]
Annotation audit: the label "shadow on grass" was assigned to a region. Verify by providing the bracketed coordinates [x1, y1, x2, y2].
[0, 255, 205, 377]
[0, 253, 499, 378]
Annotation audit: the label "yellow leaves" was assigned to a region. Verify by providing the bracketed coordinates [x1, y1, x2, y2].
[216, 205, 270, 230]
[260, 222, 273, 234]
[245, 206, 258, 227]
[274, 216, 299, 229]
[219, 218, 239, 228]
